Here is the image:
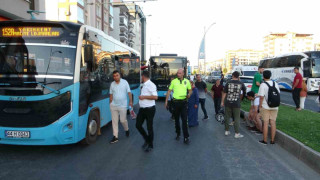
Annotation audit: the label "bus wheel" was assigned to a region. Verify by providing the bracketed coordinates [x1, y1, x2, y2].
[81, 111, 100, 145]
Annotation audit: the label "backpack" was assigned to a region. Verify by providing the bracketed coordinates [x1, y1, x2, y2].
[264, 81, 280, 107]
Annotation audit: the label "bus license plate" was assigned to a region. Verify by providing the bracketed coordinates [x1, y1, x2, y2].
[5, 130, 30, 138]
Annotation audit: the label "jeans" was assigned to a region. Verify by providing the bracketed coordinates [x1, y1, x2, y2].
[173, 100, 189, 138]
[292, 88, 301, 108]
[224, 106, 240, 133]
[199, 98, 208, 118]
[136, 106, 156, 146]
[214, 97, 222, 114]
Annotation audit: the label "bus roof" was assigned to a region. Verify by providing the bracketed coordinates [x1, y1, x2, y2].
[84, 25, 140, 56]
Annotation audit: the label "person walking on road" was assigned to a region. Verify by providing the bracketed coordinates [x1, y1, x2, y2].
[136, 71, 158, 152]
[188, 81, 199, 127]
[292, 67, 303, 111]
[221, 71, 246, 138]
[109, 70, 132, 144]
[300, 80, 307, 109]
[195, 74, 209, 120]
[258, 70, 280, 145]
[252, 66, 264, 94]
[165, 68, 192, 144]
[211, 79, 224, 115]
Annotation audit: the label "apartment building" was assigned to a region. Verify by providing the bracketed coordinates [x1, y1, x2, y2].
[263, 32, 313, 57]
[225, 49, 265, 73]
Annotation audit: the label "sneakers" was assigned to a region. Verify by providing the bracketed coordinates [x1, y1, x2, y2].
[183, 137, 190, 144]
[234, 133, 244, 138]
[145, 145, 153, 152]
[225, 131, 231, 136]
[259, 140, 268, 145]
[110, 136, 118, 144]
[203, 116, 209, 121]
[142, 142, 148, 149]
[270, 141, 275, 144]
[125, 130, 130, 137]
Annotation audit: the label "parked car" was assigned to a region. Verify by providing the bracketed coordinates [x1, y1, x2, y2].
[239, 76, 254, 92]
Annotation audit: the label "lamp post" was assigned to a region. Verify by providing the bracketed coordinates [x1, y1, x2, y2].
[198, 22, 216, 75]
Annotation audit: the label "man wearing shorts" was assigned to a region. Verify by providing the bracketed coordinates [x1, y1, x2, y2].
[257, 70, 280, 145]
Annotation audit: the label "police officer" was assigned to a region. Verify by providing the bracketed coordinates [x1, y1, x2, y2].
[165, 68, 192, 144]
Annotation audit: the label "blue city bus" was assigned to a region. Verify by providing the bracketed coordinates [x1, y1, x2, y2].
[149, 55, 188, 97]
[0, 20, 140, 145]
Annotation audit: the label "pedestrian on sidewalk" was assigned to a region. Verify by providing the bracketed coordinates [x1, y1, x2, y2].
[188, 81, 199, 127]
[136, 71, 158, 152]
[300, 80, 307, 109]
[258, 70, 280, 145]
[251, 66, 264, 94]
[195, 74, 209, 120]
[292, 67, 303, 111]
[165, 68, 192, 144]
[211, 79, 224, 115]
[109, 70, 132, 144]
[221, 71, 246, 138]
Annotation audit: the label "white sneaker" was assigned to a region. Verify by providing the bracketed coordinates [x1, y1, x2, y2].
[225, 131, 231, 136]
[235, 133, 244, 138]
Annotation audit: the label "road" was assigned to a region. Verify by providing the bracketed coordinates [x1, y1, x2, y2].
[0, 95, 319, 180]
[279, 90, 319, 112]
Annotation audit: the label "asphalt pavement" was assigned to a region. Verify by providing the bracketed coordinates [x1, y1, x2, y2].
[0, 95, 319, 180]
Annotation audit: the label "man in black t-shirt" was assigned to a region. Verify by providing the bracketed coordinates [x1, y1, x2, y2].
[221, 71, 246, 138]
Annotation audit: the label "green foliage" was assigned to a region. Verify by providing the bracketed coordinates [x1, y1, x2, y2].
[241, 100, 320, 152]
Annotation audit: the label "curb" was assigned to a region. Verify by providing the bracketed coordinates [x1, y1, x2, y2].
[240, 109, 320, 174]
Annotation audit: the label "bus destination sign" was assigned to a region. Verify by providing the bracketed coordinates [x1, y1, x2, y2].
[0, 27, 61, 37]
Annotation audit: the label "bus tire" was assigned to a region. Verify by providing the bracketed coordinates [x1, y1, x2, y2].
[81, 110, 100, 145]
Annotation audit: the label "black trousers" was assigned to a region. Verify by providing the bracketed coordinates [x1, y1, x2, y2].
[214, 97, 222, 114]
[136, 106, 156, 146]
[292, 88, 301, 108]
[173, 100, 189, 138]
[199, 98, 208, 117]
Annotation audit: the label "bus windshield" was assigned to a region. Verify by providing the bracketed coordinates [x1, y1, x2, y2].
[310, 52, 320, 78]
[0, 45, 75, 75]
[151, 58, 185, 80]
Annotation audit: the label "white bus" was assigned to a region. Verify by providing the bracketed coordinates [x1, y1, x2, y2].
[232, 65, 258, 77]
[259, 51, 320, 92]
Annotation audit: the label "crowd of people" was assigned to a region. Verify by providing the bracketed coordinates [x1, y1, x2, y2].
[107, 66, 320, 152]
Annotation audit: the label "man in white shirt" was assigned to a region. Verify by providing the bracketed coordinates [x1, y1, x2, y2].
[258, 70, 280, 145]
[136, 71, 158, 152]
[109, 70, 133, 144]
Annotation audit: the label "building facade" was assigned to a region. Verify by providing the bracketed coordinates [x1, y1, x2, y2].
[0, 0, 45, 21]
[263, 32, 313, 57]
[314, 43, 320, 51]
[225, 49, 265, 73]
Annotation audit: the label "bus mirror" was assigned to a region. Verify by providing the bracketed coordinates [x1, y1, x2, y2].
[84, 45, 94, 63]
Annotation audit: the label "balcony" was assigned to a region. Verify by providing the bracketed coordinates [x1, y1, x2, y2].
[119, 17, 128, 32]
[120, 33, 128, 42]
[128, 31, 136, 38]
[128, 22, 134, 29]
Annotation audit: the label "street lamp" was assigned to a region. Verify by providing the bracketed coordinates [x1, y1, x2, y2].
[198, 22, 216, 74]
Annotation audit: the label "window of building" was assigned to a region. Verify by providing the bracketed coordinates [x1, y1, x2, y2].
[104, 0, 109, 9]
[104, 11, 108, 22]
[96, 19, 101, 30]
[109, 16, 114, 29]
[96, 4, 101, 17]
[104, 24, 108, 34]
[29, 0, 35, 10]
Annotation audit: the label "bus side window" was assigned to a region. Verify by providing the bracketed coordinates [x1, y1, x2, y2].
[303, 60, 311, 77]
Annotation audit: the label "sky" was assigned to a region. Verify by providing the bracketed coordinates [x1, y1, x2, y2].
[132, 0, 320, 66]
